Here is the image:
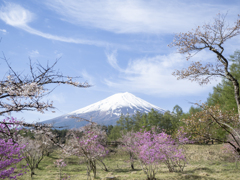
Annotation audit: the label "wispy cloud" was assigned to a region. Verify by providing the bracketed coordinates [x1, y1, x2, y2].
[105, 50, 123, 72]
[0, 2, 114, 47]
[21, 26, 110, 47]
[45, 0, 238, 34]
[81, 70, 94, 85]
[28, 50, 39, 57]
[0, 29, 7, 34]
[104, 50, 221, 97]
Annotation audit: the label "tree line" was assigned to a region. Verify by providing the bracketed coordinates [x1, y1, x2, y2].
[106, 106, 182, 141]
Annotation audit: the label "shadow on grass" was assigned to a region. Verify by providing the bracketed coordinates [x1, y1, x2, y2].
[69, 167, 82, 172]
[37, 167, 44, 170]
[175, 175, 216, 180]
[167, 167, 217, 180]
[66, 161, 79, 165]
[111, 168, 142, 174]
[112, 168, 131, 173]
[47, 155, 59, 160]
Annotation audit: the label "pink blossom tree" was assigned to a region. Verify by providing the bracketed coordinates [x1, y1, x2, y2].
[119, 127, 191, 180]
[64, 122, 109, 179]
[0, 138, 26, 179]
[117, 130, 138, 170]
[0, 117, 26, 179]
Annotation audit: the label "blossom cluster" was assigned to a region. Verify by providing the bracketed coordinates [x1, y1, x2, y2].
[119, 127, 191, 179]
[54, 159, 67, 168]
[67, 130, 109, 161]
[0, 138, 26, 179]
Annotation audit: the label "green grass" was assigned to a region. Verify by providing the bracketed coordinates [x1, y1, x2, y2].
[14, 144, 240, 180]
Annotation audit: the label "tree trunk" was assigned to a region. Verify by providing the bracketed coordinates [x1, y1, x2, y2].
[96, 158, 108, 171]
[30, 170, 35, 178]
[230, 78, 240, 118]
[131, 163, 134, 170]
[130, 151, 135, 170]
[36, 153, 44, 168]
[92, 160, 96, 178]
[212, 49, 240, 119]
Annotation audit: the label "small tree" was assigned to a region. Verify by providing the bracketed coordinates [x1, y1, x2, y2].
[64, 120, 109, 179]
[35, 133, 56, 158]
[122, 127, 191, 180]
[54, 159, 68, 180]
[19, 138, 45, 178]
[118, 130, 138, 170]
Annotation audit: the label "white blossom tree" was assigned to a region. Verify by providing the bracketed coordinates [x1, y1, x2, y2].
[0, 52, 90, 144]
[168, 13, 240, 118]
[0, 54, 90, 116]
[18, 137, 44, 178]
[169, 13, 240, 162]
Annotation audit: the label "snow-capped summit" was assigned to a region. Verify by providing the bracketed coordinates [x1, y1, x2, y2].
[41, 92, 166, 129]
[68, 92, 165, 115]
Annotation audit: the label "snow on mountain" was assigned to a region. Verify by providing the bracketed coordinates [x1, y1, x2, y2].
[68, 92, 165, 115]
[41, 92, 166, 129]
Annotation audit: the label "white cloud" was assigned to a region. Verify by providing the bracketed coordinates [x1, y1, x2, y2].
[105, 50, 123, 72]
[0, 29, 7, 34]
[29, 50, 39, 57]
[0, 3, 33, 27]
[0, 2, 115, 48]
[54, 50, 63, 58]
[20, 26, 110, 47]
[104, 51, 222, 97]
[45, 0, 238, 34]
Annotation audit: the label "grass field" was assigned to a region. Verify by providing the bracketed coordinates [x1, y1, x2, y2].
[15, 144, 239, 180]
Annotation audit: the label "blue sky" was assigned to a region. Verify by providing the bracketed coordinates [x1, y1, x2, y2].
[0, 0, 239, 123]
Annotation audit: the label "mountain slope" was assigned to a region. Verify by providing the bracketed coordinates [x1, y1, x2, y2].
[41, 92, 166, 129]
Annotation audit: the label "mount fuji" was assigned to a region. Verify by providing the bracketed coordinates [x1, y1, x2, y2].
[41, 92, 166, 129]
